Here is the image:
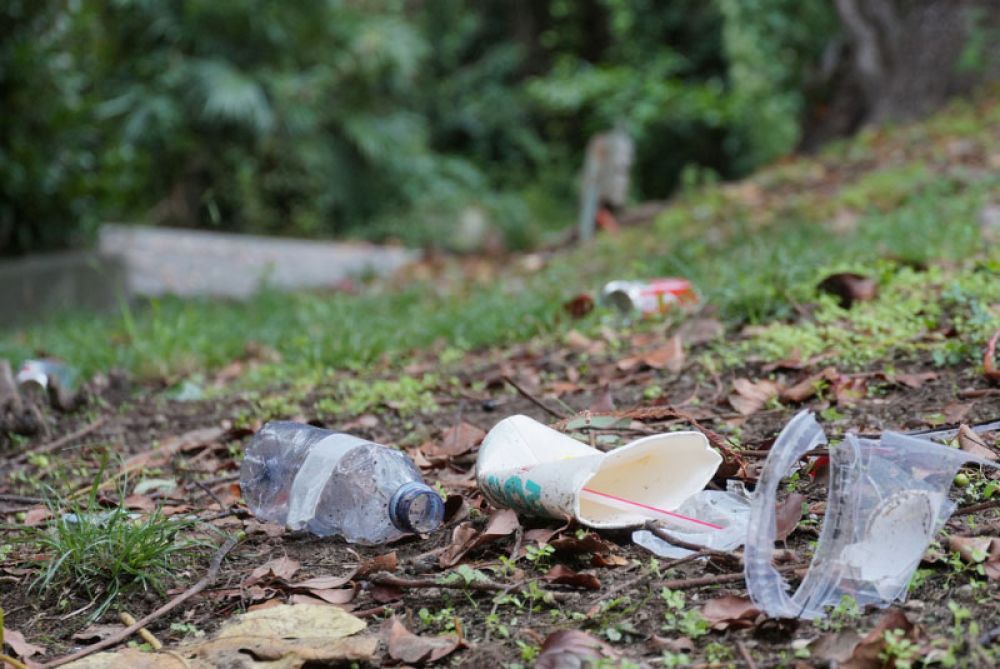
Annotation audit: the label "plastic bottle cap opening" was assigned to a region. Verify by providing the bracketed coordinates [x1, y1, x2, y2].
[389, 482, 445, 534]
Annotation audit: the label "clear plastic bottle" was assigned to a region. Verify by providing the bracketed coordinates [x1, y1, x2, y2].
[240, 421, 444, 544]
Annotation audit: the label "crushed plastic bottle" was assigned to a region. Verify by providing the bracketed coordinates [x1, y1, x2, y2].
[240, 421, 445, 545]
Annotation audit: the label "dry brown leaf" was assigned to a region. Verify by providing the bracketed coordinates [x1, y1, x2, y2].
[3, 626, 46, 659]
[643, 336, 685, 373]
[699, 595, 760, 631]
[590, 553, 629, 568]
[984, 328, 1000, 382]
[817, 272, 878, 308]
[649, 635, 695, 653]
[535, 630, 619, 669]
[358, 551, 398, 576]
[832, 375, 868, 405]
[23, 506, 52, 526]
[943, 402, 973, 424]
[948, 535, 994, 563]
[385, 617, 464, 664]
[729, 378, 781, 416]
[439, 509, 520, 567]
[289, 571, 357, 591]
[425, 422, 487, 457]
[840, 609, 917, 669]
[550, 531, 616, 554]
[62, 605, 375, 669]
[589, 384, 616, 413]
[675, 318, 724, 346]
[72, 624, 127, 643]
[958, 424, 998, 461]
[775, 493, 807, 542]
[885, 371, 938, 389]
[563, 293, 595, 318]
[543, 564, 601, 590]
[780, 367, 840, 403]
[245, 556, 301, 587]
[122, 426, 226, 471]
[810, 631, 864, 664]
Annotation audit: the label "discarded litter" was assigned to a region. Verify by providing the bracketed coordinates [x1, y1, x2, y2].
[744, 410, 1000, 620]
[632, 485, 752, 559]
[476, 414, 721, 529]
[601, 278, 699, 316]
[16, 358, 77, 392]
[16, 359, 73, 393]
[240, 421, 444, 544]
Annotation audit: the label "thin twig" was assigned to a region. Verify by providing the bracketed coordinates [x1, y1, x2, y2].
[644, 521, 740, 564]
[502, 375, 568, 419]
[193, 480, 227, 511]
[10, 416, 108, 468]
[368, 571, 572, 601]
[43, 535, 239, 668]
[736, 640, 758, 669]
[661, 563, 801, 591]
[952, 498, 1000, 518]
[0, 494, 44, 505]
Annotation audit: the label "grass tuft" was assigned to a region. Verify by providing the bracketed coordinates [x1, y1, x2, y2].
[29, 476, 200, 621]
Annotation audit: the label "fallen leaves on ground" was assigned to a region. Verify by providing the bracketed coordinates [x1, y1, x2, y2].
[244, 556, 301, 587]
[3, 626, 46, 660]
[958, 424, 998, 461]
[839, 609, 919, 669]
[440, 509, 520, 567]
[63, 605, 376, 669]
[699, 595, 760, 631]
[423, 422, 486, 457]
[774, 493, 807, 542]
[385, 616, 465, 665]
[535, 630, 623, 669]
[618, 336, 684, 373]
[729, 378, 781, 415]
[543, 564, 601, 590]
[947, 535, 1000, 579]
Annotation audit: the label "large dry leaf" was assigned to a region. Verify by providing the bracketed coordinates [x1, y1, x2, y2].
[63, 605, 374, 669]
[385, 617, 464, 664]
[675, 318, 724, 346]
[840, 609, 917, 669]
[643, 336, 685, 372]
[122, 426, 227, 471]
[217, 604, 365, 639]
[780, 367, 839, 403]
[885, 371, 937, 389]
[543, 564, 601, 590]
[439, 509, 520, 567]
[774, 493, 807, 542]
[3, 626, 46, 659]
[424, 422, 487, 457]
[958, 424, 998, 461]
[244, 556, 301, 587]
[700, 595, 760, 631]
[729, 378, 781, 416]
[535, 630, 619, 669]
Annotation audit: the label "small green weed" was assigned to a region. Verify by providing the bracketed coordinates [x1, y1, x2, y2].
[659, 587, 709, 638]
[29, 479, 200, 620]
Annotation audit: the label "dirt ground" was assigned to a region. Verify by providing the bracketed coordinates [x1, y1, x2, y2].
[3, 323, 1000, 668]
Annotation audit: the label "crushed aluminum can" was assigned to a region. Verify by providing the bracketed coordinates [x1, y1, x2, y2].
[16, 359, 77, 392]
[601, 278, 698, 316]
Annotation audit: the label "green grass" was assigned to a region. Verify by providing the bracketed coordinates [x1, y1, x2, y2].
[2, 92, 999, 383]
[27, 478, 201, 621]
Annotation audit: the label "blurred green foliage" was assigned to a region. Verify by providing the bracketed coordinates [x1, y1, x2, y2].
[1, 0, 836, 254]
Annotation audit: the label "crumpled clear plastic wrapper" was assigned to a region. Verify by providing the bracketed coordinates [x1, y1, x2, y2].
[632, 485, 752, 559]
[745, 411, 1000, 619]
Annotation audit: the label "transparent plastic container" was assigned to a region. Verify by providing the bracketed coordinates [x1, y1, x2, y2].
[240, 421, 444, 544]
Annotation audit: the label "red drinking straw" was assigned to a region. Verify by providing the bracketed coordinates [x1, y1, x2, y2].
[581, 487, 723, 529]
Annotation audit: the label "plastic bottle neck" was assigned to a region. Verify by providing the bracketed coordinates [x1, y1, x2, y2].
[389, 482, 445, 534]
